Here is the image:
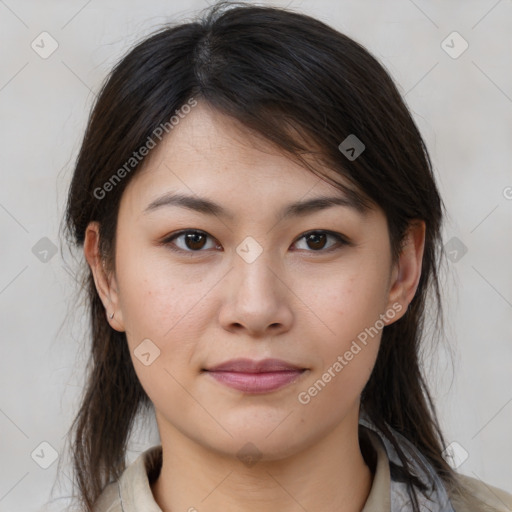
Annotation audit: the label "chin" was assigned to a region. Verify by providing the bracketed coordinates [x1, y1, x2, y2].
[197, 423, 314, 463]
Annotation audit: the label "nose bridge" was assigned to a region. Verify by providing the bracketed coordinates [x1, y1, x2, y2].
[216, 234, 293, 334]
[233, 235, 281, 297]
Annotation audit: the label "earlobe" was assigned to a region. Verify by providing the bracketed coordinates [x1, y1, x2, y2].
[83, 221, 125, 332]
[385, 220, 426, 323]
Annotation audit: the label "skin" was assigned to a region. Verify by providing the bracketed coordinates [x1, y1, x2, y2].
[84, 101, 425, 512]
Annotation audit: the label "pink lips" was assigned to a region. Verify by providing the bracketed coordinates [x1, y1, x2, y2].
[204, 358, 306, 393]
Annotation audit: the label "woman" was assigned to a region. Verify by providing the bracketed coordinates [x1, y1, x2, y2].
[60, 2, 512, 511]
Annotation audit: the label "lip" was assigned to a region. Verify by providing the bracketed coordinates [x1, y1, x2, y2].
[203, 358, 307, 393]
[205, 358, 305, 373]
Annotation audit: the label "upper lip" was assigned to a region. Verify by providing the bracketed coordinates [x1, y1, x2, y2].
[205, 358, 305, 373]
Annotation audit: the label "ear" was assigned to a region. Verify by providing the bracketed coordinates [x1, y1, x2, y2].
[83, 221, 125, 332]
[384, 220, 426, 324]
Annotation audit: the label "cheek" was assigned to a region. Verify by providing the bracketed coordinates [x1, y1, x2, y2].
[292, 262, 387, 401]
[296, 343, 378, 420]
[116, 260, 206, 407]
[297, 262, 389, 342]
[115, 248, 229, 386]
[296, 276, 383, 411]
[117, 246, 201, 337]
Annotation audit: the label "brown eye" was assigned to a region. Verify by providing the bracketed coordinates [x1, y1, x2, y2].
[293, 230, 349, 252]
[183, 232, 207, 250]
[163, 230, 219, 252]
[162, 229, 350, 255]
[305, 232, 328, 250]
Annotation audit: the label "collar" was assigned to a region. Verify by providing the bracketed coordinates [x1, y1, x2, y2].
[360, 427, 392, 511]
[94, 417, 458, 511]
[360, 415, 455, 511]
[94, 427, 393, 512]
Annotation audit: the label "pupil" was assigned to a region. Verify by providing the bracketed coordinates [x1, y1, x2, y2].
[187, 232, 205, 250]
[308, 233, 326, 250]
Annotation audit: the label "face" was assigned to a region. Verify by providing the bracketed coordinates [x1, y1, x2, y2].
[85, 101, 423, 462]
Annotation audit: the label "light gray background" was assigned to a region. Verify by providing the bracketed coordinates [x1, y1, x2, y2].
[0, 1, 511, 510]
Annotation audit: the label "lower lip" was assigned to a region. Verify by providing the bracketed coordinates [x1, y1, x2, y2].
[205, 370, 305, 393]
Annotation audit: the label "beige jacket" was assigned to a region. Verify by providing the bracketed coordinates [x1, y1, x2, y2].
[93, 432, 512, 512]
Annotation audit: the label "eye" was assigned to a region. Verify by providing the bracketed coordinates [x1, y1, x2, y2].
[162, 230, 220, 253]
[292, 230, 350, 253]
[161, 229, 350, 254]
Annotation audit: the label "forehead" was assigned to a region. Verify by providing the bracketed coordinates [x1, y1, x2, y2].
[120, 102, 367, 217]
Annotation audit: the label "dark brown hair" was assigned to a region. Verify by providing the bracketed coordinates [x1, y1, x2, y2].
[58, 2, 487, 510]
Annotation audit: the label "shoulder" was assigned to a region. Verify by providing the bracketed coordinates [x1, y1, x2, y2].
[450, 474, 512, 512]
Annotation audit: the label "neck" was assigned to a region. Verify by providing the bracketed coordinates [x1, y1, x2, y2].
[151, 410, 373, 512]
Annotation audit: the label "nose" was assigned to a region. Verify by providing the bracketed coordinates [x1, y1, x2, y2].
[218, 249, 294, 337]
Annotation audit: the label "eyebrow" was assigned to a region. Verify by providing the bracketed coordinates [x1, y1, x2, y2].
[143, 190, 369, 220]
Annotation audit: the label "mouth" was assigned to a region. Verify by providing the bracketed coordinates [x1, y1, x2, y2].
[202, 358, 308, 393]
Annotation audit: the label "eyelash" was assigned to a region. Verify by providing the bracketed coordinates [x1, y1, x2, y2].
[160, 229, 352, 255]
